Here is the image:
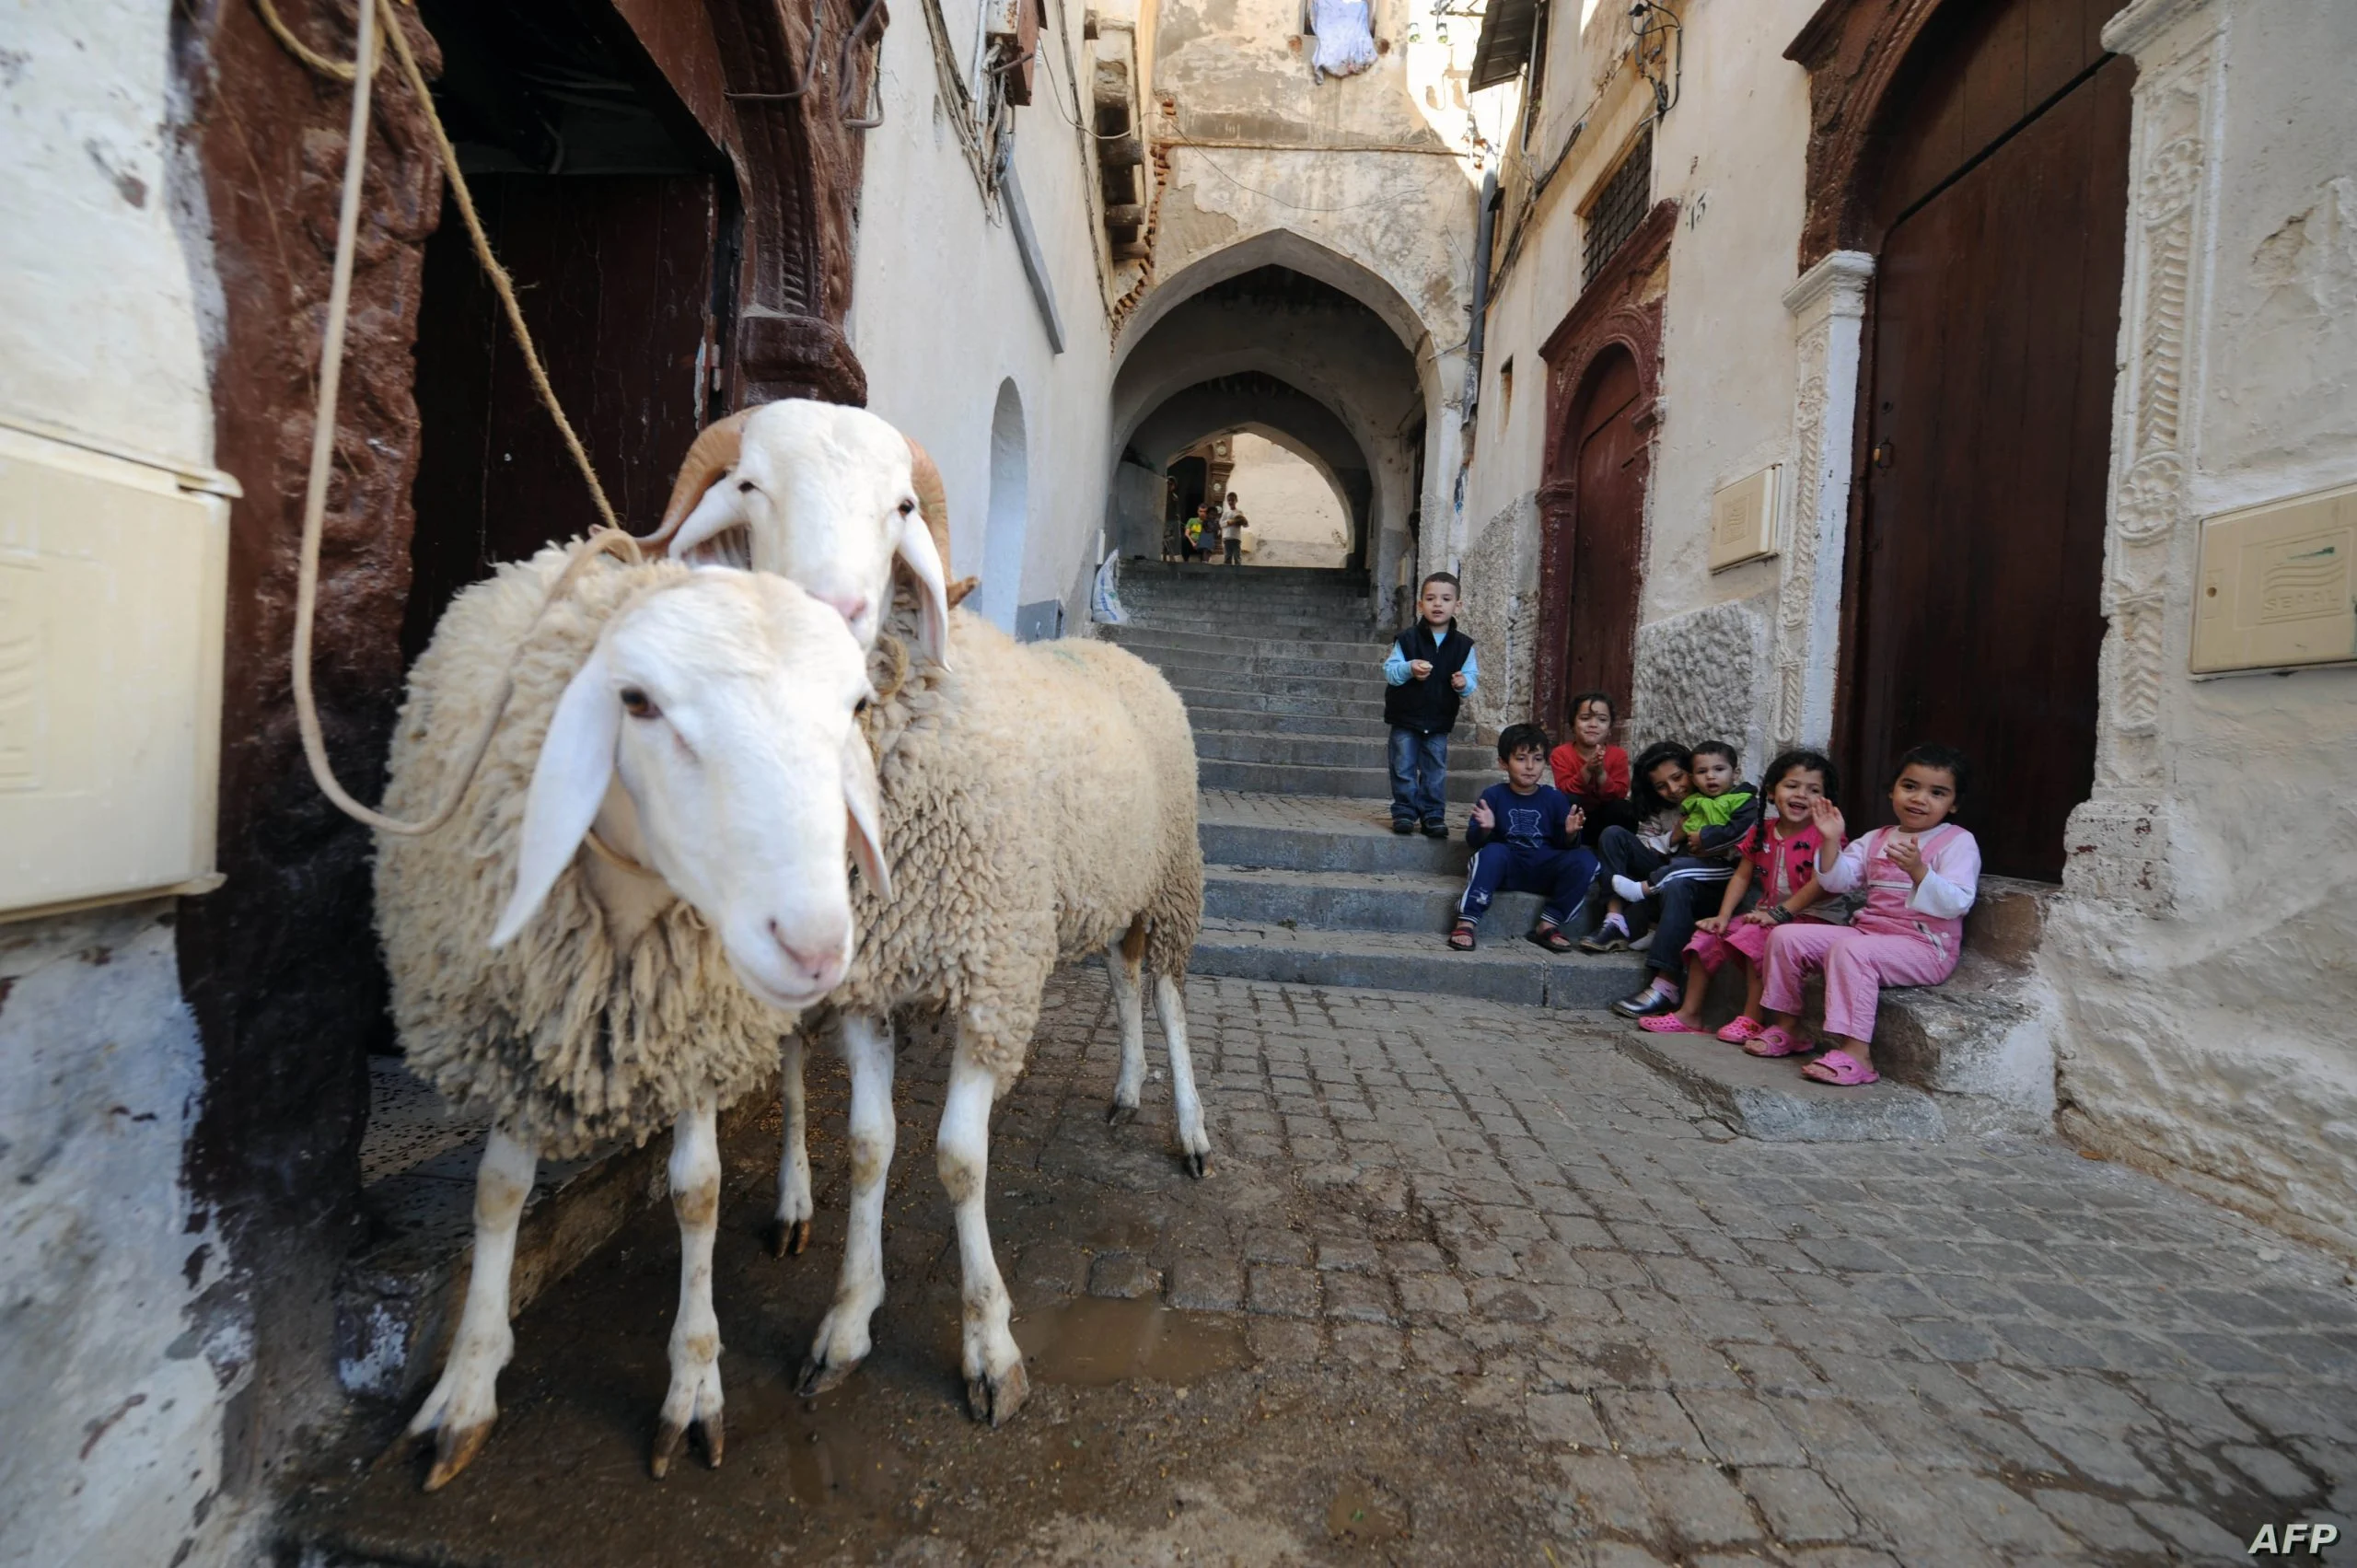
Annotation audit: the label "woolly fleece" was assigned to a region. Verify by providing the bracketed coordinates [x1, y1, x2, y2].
[375, 547, 795, 1159]
[841, 608, 1202, 1086]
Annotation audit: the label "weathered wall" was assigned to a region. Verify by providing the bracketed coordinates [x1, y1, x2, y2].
[2047, 0, 2357, 1259]
[849, 0, 1118, 633]
[1226, 433, 1349, 567]
[0, 4, 252, 1561]
[1460, 0, 1817, 757]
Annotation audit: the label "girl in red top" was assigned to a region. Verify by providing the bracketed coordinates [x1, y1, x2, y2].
[1549, 691, 1631, 845]
[1634, 749, 1840, 1041]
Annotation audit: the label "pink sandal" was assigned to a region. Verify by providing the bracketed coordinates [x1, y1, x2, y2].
[1715, 1016, 1766, 1044]
[1637, 1014, 1702, 1034]
[1743, 1026, 1813, 1058]
[1801, 1049, 1880, 1086]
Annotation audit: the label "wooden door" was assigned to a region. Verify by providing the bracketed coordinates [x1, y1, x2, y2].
[1847, 41, 2131, 880]
[1562, 350, 1644, 725]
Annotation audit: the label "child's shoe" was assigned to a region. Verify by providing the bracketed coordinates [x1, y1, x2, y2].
[1609, 874, 1650, 902]
[1610, 982, 1680, 1019]
[1391, 819, 1415, 835]
[1446, 918, 1478, 951]
[1578, 913, 1631, 954]
[1422, 820, 1449, 838]
[1527, 922, 1574, 953]
[1715, 1016, 1766, 1044]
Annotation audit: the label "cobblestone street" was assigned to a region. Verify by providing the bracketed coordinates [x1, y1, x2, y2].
[302, 970, 2357, 1566]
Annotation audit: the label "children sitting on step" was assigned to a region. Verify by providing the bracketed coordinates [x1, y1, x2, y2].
[1608, 741, 1760, 1018]
[1550, 690, 1632, 845]
[1382, 573, 1478, 838]
[1632, 749, 1842, 1040]
[1580, 741, 1693, 953]
[1449, 724, 1596, 953]
[1748, 744, 1981, 1086]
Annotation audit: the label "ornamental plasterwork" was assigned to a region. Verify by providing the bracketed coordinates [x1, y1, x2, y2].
[1772, 251, 1873, 750]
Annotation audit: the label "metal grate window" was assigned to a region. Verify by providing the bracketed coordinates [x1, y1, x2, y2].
[1582, 128, 1654, 287]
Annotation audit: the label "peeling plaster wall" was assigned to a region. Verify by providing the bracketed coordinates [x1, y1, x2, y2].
[1453, 493, 1541, 738]
[850, 0, 1118, 633]
[0, 7, 253, 1562]
[2047, 0, 2357, 1259]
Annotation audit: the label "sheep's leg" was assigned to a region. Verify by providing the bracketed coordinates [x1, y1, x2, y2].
[798, 1013, 894, 1395]
[1156, 974, 1213, 1179]
[652, 1102, 726, 1478]
[939, 1051, 1028, 1425]
[406, 1127, 537, 1491]
[1104, 918, 1150, 1126]
[765, 1028, 814, 1258]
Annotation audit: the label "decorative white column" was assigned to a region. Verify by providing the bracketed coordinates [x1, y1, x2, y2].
[1774, 250, 1875, 749]
[2065, 0, 2223, 910]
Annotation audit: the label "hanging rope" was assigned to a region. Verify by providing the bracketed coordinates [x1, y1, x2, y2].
[267, 0, 634, 835]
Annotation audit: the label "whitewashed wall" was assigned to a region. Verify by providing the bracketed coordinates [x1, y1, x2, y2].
[848, 0, 1118, 633]
[0, 9, 249, 1562]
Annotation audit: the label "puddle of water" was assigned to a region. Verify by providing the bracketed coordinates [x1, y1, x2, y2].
[725, 1370, 911, 1513]
[1017, 1295, 1250, 1387]
[1327, 1477, 1411, 1543]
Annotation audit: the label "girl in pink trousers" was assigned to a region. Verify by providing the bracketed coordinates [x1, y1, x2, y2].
[1749, 745, 1979, 1086]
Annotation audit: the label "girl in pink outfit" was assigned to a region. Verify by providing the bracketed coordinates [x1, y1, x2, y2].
[1752, 745, 1980, 1086]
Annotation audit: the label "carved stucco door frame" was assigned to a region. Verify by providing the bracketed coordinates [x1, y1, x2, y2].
[2055, 0, 2223, 912]
[1774, 250, 1875, 751]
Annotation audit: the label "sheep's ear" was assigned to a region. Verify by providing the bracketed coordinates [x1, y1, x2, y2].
[842, 725, 891, 902]
[668, 481, 749, 564]
[493, 644, 622, 948]
[646, 410, 750, 554]
[894, 505, 952, 667]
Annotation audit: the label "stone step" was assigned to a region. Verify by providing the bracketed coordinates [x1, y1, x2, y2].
[1190, 919, 1633, 1009]
[1103, 625, 1394, 661]
[1120, 561, 1370, 587]
[1184, 704, 1388, 738]
[1122, 647, 1394, 683]
[1615, 1031, 1948, 1142]
[1127, 616, 1381, 641]
[1874, 952, 2055, 1129]
[1175, 686, 1390, 722]
[1208, 863, 1527, 933]
[1197, 792, 1469, 873]
[1193, 728, 1388, 768]
[1196, 756, 1489, 803]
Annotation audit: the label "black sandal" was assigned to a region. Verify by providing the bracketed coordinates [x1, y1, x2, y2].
[1447, 920, 1478, 951]
[1527, 923, 1575, 953]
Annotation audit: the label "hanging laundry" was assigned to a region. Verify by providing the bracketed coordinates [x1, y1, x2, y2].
[1306, 0, 1376, 81]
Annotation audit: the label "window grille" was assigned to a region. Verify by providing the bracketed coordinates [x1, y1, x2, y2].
[1582, 128, 1654, 287]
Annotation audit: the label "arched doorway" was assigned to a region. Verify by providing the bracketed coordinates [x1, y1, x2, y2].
[1556, 348, 1646, 728]
[1840, 0, 2131, 879]
[979, 379, 1030, 632]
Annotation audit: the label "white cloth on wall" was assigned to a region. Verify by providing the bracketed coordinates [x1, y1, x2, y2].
[1307, 0, 1376, 80]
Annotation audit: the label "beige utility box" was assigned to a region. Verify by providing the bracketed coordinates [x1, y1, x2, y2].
[2190, 480, 2357, 675]
[0, 420, 233, 920]
[1709, 463, 1781, 571]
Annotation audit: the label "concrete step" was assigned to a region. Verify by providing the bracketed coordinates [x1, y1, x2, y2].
[1208, 864, 1517, 933]
[1197, 792, 1470, 873]
[1184, 704, 1388, 738]
[1190, 919, 1635, 1010]
[1615, 1032, 1947, 1142]
[1125, 649, 1394, 684]
[1196, 757, 1489, 803]
[1128, 617, 1382, 643]
[1875, 951, 2055, 1129]
[1176, 686, 1390, 722]
[1193, 728, 1388, 768]
[1103, 625, 1393, 661]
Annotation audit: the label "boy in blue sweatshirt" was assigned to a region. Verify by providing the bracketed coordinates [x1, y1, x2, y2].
[1449, 724, 1599, 953]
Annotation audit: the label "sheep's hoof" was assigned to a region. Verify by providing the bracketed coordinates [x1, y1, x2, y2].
[966, 1360, 1031, 1427]
[796, 1355, 858, 1399]
[1184, 1149, 1211, 1180]
[762, 1216, 812, 1258]
[649, 1410, 723, 1479]
[421, 1418, 494, 1493]
[1105, 1101, 1139, 1128]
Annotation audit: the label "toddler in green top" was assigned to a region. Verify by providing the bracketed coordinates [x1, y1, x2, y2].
[1678, 743, 1758, 845]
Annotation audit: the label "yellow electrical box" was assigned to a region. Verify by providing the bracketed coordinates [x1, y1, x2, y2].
[2189, 480, 2357, 675]
[1709, 463, 1780, 571]
[0, 422, 232, 919]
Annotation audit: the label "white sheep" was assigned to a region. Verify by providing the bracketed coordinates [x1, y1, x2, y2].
[657, 404, 1209, 1422]
[374, 545, 884, 1487]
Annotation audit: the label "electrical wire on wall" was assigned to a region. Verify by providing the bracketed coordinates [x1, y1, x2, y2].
[1630, 1, 1681, 121]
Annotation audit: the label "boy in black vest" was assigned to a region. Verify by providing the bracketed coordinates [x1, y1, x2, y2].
[1383, 572, 1479, 836]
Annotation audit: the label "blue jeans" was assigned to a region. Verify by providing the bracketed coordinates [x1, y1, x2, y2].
[1387, 726, 1449, 827]
[1459, 844, 1600, 928]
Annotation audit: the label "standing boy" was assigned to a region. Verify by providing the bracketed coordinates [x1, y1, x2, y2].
[1220, 493, 1245, 564]
[1450, 724, 1597, 951]
[1383, 572, 1478, 837]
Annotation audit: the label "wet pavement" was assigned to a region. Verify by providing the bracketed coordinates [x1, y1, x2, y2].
[291, 971, 2357, 1565]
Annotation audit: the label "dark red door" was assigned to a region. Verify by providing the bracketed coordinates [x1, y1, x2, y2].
[1847, 33, 2131, 880]
[1562, 349, 1645, 726]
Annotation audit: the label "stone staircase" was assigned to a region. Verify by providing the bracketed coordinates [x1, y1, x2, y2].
[1108, 560, 2061, 1143]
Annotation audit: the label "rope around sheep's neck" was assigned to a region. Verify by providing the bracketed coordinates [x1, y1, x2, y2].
[273, 0, 633, 836]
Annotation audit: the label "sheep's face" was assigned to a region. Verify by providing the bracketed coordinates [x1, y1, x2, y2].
[669, 401, 949, 658]
[493, 572, 885, 1014]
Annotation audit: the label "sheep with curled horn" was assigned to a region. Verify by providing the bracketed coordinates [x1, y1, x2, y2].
[655, 400, 1209, 1424]
[373, 546, 884, 1488]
